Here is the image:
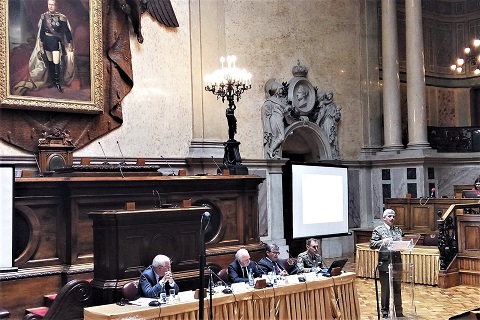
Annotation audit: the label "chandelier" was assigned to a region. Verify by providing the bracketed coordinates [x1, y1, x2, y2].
[451, 39, 480, 75]
[204, 55, 252, 175]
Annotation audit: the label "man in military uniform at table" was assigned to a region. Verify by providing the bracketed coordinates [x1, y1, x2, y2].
[296, 238, 323, 273]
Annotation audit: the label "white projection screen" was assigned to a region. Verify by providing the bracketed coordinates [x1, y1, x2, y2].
[0, 165, 14, 270]
[290, 163, 349, 239]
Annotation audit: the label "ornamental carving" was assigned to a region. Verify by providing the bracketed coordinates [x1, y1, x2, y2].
[261, 61, 341, 160]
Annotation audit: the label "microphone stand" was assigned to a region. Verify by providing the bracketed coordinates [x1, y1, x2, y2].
[198, 212, 210, 320]
[208, 269, 213, 320]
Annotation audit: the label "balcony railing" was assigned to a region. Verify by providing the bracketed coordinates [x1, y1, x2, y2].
[428, 126, 480, 152]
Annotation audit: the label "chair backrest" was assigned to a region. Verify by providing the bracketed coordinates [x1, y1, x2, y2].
[217, 268, 230, 284]
[281, 258, 298, 274]
[43, 279, 92, 320]
[122, 280, 140, 301]
[423, 232, 439, 246]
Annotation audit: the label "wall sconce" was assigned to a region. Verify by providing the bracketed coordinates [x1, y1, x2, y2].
[204, 55, 252, 175]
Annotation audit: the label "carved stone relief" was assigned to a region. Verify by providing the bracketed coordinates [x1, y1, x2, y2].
[261, 61, 341, 160]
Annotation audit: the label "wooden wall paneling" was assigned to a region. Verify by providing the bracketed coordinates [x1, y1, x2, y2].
[387, 199, 410, 230]
[457, 215, 480, 256]
[8, 175, 264, 307]
[410, 203, 435, 233]
[88, 207, 206, 304]
[14, 188, 66, 268]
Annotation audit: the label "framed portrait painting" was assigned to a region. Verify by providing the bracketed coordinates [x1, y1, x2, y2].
[0, 0, 103, 113]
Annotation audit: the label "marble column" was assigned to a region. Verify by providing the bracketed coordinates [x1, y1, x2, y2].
[381, 0, 403, 150]
[405, 0, 430, 149]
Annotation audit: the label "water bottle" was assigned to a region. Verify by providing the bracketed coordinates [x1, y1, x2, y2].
[248, 268, 255, 287]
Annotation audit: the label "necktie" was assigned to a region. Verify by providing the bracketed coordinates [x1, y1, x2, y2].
[275, 263, 281, 274]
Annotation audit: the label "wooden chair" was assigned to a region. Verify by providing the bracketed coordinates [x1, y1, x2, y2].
[423, 232, 439, 246]
[22, 279, 92, 320]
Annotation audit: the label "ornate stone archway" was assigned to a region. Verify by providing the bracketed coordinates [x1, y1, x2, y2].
[261, 61, 341, 161]
[281, 121, 332, 161]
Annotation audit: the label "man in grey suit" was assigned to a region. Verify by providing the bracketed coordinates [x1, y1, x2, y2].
[370, 209, 404, 318]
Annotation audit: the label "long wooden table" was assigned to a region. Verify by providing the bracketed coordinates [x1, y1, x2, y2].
[355, 243, 440, 285]
[84, 272, 360, 320]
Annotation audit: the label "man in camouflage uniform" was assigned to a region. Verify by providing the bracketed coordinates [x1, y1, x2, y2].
[370, 209, 404, 318]
[296, 238, 323, 273]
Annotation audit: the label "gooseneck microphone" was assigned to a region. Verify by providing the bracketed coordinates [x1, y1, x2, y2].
[116, 141, 127, 165]
[207, 267, 232, 294]
[98, 142, 110, 165]
[153, 190, 158, 208]
[211, 156, 222, 175]
[155, 190, 162, 207]
[253, 261, 265, 275]
[161, 156, 176, 176]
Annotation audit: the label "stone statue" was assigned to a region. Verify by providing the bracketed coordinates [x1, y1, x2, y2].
[316, 91, 341, 159]
[261, 62, 342, 160]
[262, 79, 291, 159]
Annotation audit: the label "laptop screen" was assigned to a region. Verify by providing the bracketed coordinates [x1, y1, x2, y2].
[462, 190, 479, 198]
[327, 259, 348, 273]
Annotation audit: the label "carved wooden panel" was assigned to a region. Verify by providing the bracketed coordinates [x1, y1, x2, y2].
[457, 215, 480, 256]
[385, 198, 480, 234]
[11, 175, 264, 305]
[411, 204, 435, 232]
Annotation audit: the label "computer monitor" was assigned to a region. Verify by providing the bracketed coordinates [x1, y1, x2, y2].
[462, 190, 480, 198]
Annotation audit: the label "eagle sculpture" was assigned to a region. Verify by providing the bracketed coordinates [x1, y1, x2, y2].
[116, 0, 179, 43]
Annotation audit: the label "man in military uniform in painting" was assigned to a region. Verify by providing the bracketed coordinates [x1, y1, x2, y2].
[296, 238, 323, 273]
[37, 0, 74, 92]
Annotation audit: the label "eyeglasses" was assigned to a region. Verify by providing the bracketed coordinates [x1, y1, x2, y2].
[269, 251, 280, 255]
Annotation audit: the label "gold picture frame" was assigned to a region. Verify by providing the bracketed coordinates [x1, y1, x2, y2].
[0, 0, 103, 114]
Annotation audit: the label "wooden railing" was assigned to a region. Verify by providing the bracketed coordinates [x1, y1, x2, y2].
[437, 202, 480, 288]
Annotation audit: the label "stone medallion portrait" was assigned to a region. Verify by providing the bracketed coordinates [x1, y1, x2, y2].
[288, 78, 315, 115]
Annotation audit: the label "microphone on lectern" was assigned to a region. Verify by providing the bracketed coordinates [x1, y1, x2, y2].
[211, 156, 222, 175]
[153, 190, 159, 208]
[116, 141, 127, 165]
[155, 190, 162, 207]
[98, 142, 109, 165]
[161, 156, 176, 176]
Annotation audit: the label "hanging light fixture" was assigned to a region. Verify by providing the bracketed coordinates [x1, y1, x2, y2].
[451, 39, 480, 75]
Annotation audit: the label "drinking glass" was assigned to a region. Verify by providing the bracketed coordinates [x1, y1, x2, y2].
[160, 292, 167, 304]
[169, 288, 176, 303]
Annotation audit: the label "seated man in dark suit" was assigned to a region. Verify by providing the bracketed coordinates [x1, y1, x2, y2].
[257, 243, 289, 276]
[228, 248, 263, 283]
[139, 254, 179, 298]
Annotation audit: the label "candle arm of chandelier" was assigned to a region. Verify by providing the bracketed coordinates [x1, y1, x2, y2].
[451, 39, 480, 74]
